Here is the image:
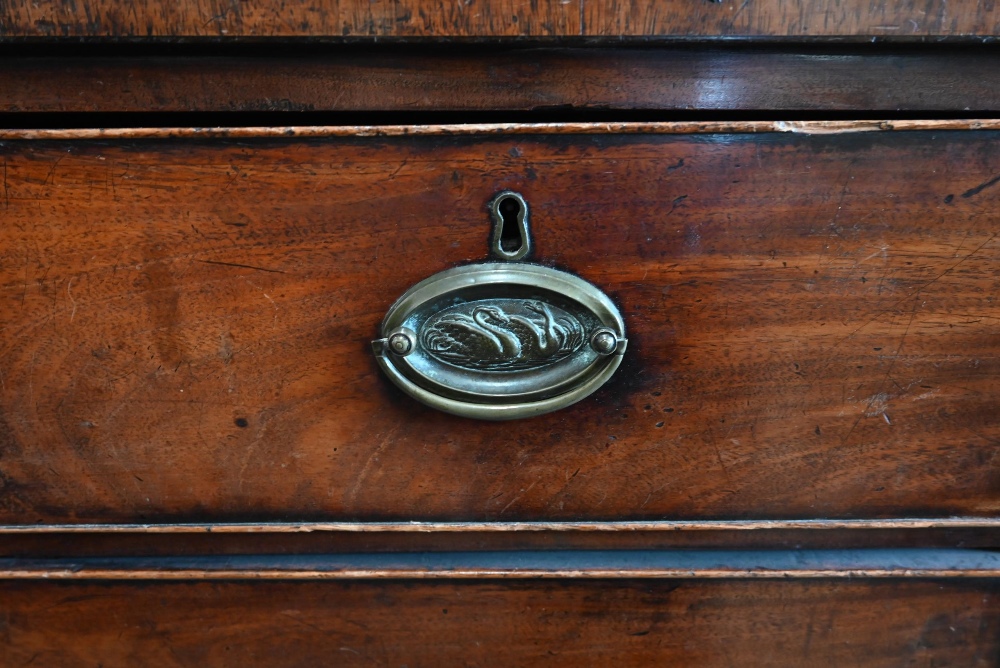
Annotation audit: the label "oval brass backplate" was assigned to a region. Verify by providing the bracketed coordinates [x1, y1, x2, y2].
[372, 192, 627, 420]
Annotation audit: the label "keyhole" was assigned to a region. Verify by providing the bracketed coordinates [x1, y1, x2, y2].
[498, 197, 523, 253]
[490, 191, 531, 261]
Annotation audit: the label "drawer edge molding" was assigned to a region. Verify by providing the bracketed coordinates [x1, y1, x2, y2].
[1, 549, 999, 580]
[3, 519, 1000, 534]
[2, 119, 1000, 141]
[5, 49, 1000, 115]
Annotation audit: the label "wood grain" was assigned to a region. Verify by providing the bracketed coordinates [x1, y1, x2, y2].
[5, 48, 1000, 113]
[1, 127, 999, 524]
[1, 0, 998, 39]
[2, 579, 998, 666]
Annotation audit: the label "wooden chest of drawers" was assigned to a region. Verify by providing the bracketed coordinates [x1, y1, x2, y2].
[2, 2, 1000, 665]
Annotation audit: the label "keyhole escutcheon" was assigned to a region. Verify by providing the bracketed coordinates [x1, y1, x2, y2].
[489, 191, 531, 261]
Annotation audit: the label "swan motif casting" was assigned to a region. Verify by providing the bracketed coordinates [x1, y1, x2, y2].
[421, 299, 584, 370]
[471, 306, 522, 359]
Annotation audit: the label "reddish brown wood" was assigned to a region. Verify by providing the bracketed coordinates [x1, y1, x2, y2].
[1, 127, 1000, 524]
[0, 0, 997, 39]
[1, 580, 998, 666]
[4, 48, 1000, 113]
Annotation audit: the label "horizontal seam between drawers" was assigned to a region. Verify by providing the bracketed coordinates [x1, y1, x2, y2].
[1, 549, 999, 579]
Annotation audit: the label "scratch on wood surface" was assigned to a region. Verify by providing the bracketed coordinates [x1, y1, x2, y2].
[950, 230, 972, 258]
[66, 277, 77, 323]
[730, 0, 752, 24]
[42, 155, 62, 186]
[499, 480, 538, 516]
[711, 440, 732, 483]
[828, 158, 857, 230]
[826, 231, 997, 358]
[26, 352, 35, 410]
[236, 433, 262, 494]
[239, 277, 279, 328]
[198, 259, 286, 273]
[278, 610, 327, 633]
[384, 159, 407, 181]
[345, 426, 400, 506]
[917, 232, 998, 292]
[640, 482, 670, 510]
[19, 251, 29, 309]
[841, 298, 918, 445]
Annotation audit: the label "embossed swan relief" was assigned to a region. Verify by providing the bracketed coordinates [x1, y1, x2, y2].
[435, 305, 523, 360]
[421, 299, 584, 370]
[508, 301, 572, 357]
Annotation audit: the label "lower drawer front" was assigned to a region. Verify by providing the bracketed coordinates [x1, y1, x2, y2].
[2, 579, 999, 667]
[1, 126, 999, 524]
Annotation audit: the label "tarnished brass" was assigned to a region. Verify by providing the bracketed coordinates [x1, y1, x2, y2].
[490, 191, 531, 261]
[372, 192, 627, 420]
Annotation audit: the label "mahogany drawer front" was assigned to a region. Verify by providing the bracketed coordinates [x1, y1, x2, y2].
[1, 0, 998, 39]
[2, 578, 999, 667]
[0, 123, 998, 525]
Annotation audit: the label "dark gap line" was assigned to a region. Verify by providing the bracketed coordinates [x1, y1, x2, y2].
[1, 35, 1000, 49]
[2, 40, 1000, 57]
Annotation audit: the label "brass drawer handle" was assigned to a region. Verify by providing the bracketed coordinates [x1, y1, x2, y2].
[372, 192, 627, 420]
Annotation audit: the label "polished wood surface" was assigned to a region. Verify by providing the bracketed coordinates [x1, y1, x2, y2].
[2, 580, 998, 666]
[4, 47, 1000, 113]
[1, 126, 999, 524]
[1, 0, 997, 39]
